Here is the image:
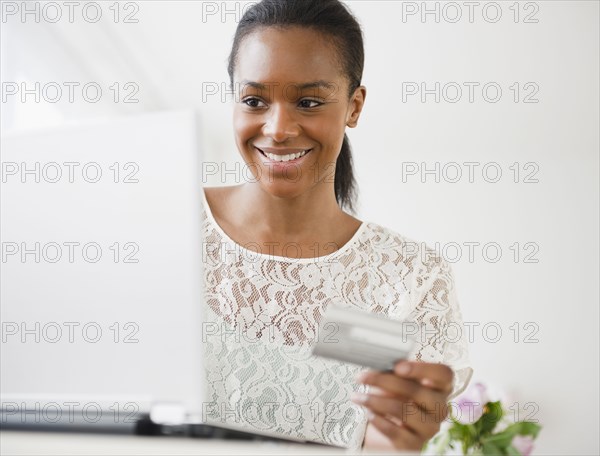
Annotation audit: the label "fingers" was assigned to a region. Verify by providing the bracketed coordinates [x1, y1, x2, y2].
[367, 413, 423, 450]
[393, 361, 455, 394]
[358, 371, 450, 414]
[352, 362, 455, 449]
[353, 394, 442, 441]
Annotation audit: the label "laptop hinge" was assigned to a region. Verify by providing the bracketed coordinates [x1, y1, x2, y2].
[149, 402, 187, 425]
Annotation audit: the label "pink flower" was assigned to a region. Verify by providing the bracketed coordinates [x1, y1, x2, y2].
[511, 435, 535, 456]
[454, 382, 489, 424]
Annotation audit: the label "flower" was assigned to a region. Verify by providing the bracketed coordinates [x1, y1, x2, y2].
[455, 382, 489, 424]
[511, 435, 535, 456]
[427, 380, 541, 456]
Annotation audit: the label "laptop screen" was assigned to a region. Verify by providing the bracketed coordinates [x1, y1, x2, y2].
[1, 110, 206, 422]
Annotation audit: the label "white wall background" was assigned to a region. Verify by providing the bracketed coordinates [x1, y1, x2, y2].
[1, 1, 598, 454]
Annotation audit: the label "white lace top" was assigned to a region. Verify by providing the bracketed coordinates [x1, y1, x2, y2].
[199, 190, 473, 449]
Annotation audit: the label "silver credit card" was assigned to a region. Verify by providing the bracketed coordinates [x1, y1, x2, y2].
[311, 304, 416, 371]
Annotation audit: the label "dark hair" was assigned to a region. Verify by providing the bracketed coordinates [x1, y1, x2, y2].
[227, 0, 364, 213]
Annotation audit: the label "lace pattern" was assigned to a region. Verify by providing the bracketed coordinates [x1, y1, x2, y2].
[200, 191, 473, 449]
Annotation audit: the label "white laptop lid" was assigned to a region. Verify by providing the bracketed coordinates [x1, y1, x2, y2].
[0, 110, 206, 422]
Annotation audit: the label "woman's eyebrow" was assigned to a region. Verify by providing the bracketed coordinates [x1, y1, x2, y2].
[239, 79, 335, 91]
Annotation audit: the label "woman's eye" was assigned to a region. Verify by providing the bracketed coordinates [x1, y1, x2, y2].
[242, 98, 323, 109]
[298, 99, 323, 109]
[242, 97, 265, 108]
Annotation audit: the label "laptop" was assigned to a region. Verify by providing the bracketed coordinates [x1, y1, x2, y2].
[0, 110, 334, 447]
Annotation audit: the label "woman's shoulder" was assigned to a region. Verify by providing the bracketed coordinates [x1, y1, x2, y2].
[202, 185, 242, 220]
[361, 220, 451, 276]
[362, 221, 440, 258]
[203, 185, 238, 205]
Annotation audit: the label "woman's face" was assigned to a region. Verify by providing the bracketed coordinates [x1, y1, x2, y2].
[232, 26, 365, 201]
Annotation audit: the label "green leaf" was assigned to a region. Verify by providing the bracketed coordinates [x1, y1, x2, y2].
[481, 422, 542, 448]
[481, 429, 516, 449]
[447, 422, 476, 453]
[514, 421, 542, 438]
[506, 445, 522, 456]
[481, 440, 504, 456]
[448, 423, 470, 441]
[467, 424, 478, 444]
[477, 401, 504, 436]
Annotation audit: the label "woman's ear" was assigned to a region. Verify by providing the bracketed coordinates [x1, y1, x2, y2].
[346, 85, 367, 128]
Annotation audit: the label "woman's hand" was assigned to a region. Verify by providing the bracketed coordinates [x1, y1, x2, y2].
[352, 361, 454, 451]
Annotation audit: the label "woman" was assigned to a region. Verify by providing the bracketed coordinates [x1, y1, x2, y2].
[201, 0, 473, 451]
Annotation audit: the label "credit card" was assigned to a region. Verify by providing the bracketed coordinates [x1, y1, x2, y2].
[311, 304, 416, 371]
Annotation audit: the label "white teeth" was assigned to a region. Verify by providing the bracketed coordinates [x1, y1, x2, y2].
[264, 150, 308, 162]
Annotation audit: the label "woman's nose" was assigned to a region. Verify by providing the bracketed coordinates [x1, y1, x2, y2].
[262, 105, 300, 143]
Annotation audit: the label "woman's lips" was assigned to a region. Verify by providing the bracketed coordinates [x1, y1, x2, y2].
[255, 147, 312, 166]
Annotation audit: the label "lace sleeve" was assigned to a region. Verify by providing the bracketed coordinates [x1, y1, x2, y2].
[403, 247, 474, 400]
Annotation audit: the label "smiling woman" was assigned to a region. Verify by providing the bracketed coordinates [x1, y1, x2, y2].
[200, 0, 472, 452]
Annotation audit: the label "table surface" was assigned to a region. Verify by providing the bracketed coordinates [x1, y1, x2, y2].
[0, 431, 417, 455]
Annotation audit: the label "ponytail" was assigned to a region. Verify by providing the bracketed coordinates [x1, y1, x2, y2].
[334, 133, 357, 214]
